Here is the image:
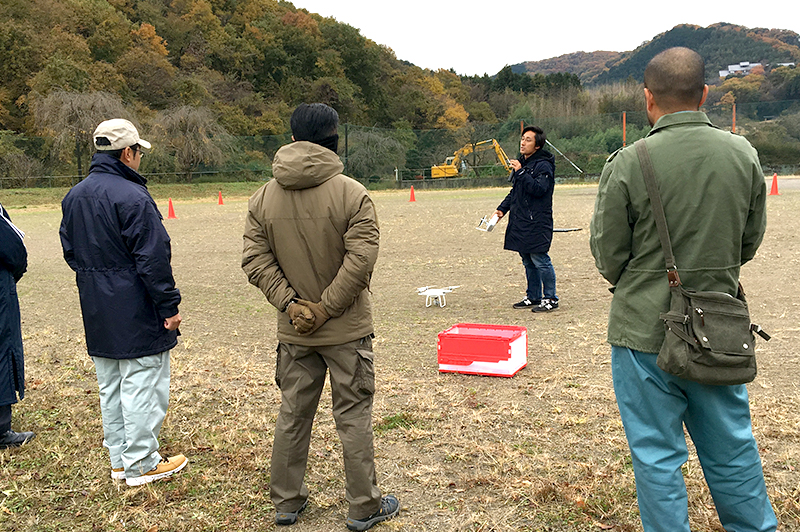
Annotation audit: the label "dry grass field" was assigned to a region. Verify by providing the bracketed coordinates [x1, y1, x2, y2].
[1, 183, 799, 532]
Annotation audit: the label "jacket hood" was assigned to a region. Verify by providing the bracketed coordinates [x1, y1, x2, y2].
[520, 148, 555, 167]
[272, 141, 345, 190]
[89, 152, 148, 186]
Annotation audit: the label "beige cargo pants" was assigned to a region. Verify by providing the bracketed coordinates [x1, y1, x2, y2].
[270, 336, 382, 519]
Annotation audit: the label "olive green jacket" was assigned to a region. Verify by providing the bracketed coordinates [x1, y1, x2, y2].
[590, 111, 766, 353]
[242, 141, 379, 346]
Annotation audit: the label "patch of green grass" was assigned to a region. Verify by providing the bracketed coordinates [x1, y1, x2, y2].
[435, 499, 459, 511]
[513, 441, 541, 456]
[374, 412, 416, 434]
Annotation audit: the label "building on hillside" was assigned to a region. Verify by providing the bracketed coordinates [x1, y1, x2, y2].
[719, 62, 762, 77]
[719, 61, 795, 77]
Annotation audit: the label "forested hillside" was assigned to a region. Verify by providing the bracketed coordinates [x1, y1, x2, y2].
[594, 24, 800, 85]
[513, 51, 621, 83]
[1, 3, 799, 183]
[514, 23, 800, 87]
[0, 0, 580, 135]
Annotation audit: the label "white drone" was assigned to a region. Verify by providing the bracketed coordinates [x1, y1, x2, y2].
[416, 285, 461, 308]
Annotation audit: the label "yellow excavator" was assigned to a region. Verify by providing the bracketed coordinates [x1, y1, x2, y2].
[431, 139, 513, 178]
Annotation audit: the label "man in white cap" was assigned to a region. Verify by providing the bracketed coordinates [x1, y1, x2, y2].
[60, 119, 187, 486]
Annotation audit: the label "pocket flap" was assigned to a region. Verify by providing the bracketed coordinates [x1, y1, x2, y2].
[687, 291, 754, 355]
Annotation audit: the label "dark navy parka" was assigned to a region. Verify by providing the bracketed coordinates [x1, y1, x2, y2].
[0, 205, 27, 406]
[60, 153, 180, 359]
[497, 148, 556, 254]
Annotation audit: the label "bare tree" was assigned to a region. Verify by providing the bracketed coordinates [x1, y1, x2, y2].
[346, 129, 406, 180]
[0, 152, 45, 188]
[33, 91, 130, 178]
[151, 106, 232, 182]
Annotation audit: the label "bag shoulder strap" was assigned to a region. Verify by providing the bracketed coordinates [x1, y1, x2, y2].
[634, 139, 681, 288]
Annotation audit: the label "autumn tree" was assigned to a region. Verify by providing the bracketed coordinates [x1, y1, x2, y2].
[385, 67, 468, 130]
[713, 73, 765, 104]
[319, 20, 389, 121]
[0, 22, 42, 130]
[116, 23, 177, 108]
[767, 65, 800, 100]
[466, 101, 498, 123]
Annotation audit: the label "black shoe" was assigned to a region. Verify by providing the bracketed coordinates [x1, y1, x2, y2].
[532, 298, 559, 312]
[512, 297, 540, 309]
[346, 495, 400, 531]
[275, 498, 308, 526]
[0, 430, 35, 449]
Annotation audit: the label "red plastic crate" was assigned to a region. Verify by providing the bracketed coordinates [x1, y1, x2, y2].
[437, 323, 527, 377]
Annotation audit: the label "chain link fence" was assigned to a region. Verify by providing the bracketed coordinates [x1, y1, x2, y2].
[2, 101, 799, 190]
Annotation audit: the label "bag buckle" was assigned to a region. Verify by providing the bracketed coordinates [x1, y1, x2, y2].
[667, 267, 681, 287]
[751, 324, 771, 341]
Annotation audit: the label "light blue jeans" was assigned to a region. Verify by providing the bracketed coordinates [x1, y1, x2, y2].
[93, 351, 170, 478]
[611, 346, 777, 532]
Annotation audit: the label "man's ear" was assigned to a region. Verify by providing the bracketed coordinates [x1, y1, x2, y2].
[644, 88, 655, 112]
[291, 135, 295, 142]
[698, 85, 709, 108]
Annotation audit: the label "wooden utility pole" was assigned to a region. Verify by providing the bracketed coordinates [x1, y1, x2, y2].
[622, 112, 627, 146]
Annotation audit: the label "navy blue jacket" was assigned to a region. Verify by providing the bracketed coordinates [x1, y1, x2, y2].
[497, 148, 556, 254]
[60, 153, 180, 359]
[0, 205, 26, 406]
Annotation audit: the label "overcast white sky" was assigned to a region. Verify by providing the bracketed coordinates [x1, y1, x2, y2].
[294, 0, 799, 76]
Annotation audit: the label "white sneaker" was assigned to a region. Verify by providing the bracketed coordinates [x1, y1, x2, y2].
[126, 454, 188, 486]
[111, 467, 126, 480]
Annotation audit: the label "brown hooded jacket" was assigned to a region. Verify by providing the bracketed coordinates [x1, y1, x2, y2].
[242, 141, 379, 346]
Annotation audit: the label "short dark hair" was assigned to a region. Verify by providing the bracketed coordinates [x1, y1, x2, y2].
[522, 125, 546, 149]
[290, 103, 339, 142]
[100, 143, 140, 161]
[644, 47, 705, 109]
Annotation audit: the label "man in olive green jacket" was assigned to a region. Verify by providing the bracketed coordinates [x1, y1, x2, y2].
[242, 104, 398, 531]
[590, 48, 776, 532]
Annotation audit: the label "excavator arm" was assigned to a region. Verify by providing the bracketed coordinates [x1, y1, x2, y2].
[455, 140, 512, 172]
[432, 139, 512, 178]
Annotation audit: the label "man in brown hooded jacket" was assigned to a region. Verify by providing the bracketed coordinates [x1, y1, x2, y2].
[242, 103, 398, 531]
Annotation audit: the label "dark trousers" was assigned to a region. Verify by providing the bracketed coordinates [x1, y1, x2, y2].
[519, 251, 557, 301]
[0, 404, 11, 433]
[271, 337, 382, 519]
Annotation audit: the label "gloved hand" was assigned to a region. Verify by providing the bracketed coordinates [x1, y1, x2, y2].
[296, 299, 330, 335]
[287, 301, 315, 334]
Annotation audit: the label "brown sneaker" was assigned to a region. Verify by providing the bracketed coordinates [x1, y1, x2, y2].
[126, 454, 188, 486]
[111, 467, 125, 481]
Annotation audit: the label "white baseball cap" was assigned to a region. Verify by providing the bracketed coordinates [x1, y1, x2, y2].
[93, 119, 151, 151]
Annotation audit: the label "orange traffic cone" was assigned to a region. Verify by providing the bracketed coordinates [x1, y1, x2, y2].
[218, 191, 224, 205]
[167, 198, 177, 219]
[769, 173, 779, 196]
[409, 186, 416, 202]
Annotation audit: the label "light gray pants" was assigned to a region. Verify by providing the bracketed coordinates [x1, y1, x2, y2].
[93, 351, 170, 479]
[271, 337, 382, 519]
